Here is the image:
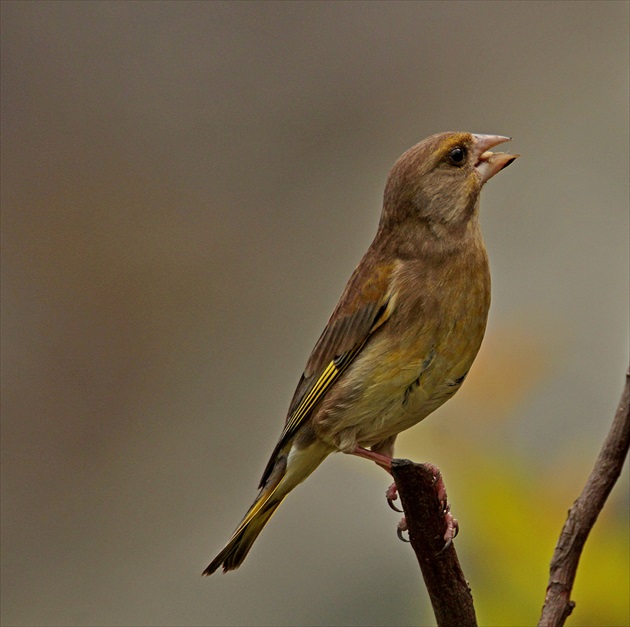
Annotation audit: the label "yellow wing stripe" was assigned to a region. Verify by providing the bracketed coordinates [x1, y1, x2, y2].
[280, 340, 367, 442]
[273, 296, 393, 459]
[286, 362, 338, 429]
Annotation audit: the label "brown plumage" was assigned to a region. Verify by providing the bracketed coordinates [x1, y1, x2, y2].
[204, 132, 518, 575]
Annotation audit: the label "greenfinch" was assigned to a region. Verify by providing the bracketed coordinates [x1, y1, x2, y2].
[204, 132, 518, 575]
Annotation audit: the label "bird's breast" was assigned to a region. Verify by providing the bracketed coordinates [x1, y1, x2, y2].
[314, 246, 490, 452]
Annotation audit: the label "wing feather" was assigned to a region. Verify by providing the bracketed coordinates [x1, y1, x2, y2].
[259, 255, 397, 487]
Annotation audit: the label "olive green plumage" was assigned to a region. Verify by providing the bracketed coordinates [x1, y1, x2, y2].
[204, 132, 518, 575]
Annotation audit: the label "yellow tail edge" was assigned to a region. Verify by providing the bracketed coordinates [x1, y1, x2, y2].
[203, 494, 285, 575]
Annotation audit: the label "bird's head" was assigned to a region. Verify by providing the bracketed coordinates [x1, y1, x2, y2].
[381, 132, 518, 235]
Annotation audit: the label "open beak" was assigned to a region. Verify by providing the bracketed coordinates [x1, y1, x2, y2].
[472, 134, 519, 185]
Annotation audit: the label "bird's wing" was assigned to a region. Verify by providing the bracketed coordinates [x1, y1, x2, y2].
[259, 255, 397, 487]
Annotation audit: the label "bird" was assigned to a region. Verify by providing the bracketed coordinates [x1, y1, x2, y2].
[204, 131, 518, 575]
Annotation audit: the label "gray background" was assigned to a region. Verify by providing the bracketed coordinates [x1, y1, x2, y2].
[2, 2, 628, 626]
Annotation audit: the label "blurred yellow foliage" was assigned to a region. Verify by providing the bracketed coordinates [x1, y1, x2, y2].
[397, 322, 629, 626]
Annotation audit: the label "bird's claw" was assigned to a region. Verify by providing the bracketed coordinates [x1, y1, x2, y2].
[424, 462, 447, 500]
[386, 463, 458, 549]
[396, 517, 409, 542]
[438, 511, 459, 553]
[386, 482, 403, 512]
[388, 499, 403, 513]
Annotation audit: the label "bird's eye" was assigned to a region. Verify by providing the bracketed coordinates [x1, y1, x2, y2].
[448, 147, 466, 166]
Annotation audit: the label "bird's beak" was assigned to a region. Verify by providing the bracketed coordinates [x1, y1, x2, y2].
[472, 134, 519, 185]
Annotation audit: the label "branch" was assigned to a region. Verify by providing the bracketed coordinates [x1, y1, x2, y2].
[391, 459, 477, 627]
[538, 371, 630, 626]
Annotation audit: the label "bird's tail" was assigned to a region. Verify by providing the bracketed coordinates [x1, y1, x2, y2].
[203, 440, 330, 575]
[203, 494, 284, 575]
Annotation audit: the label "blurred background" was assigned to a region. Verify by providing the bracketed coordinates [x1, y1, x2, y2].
[1, 2, 628, 626]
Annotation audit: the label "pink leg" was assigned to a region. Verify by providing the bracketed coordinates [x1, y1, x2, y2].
[350, 447, 404, 512]
[350, 446, 393, 471]
[355, 455, 459, 548]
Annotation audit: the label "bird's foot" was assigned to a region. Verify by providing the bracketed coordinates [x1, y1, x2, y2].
[423, 465, 458, 550]
[386, 482, 403, 512]
[396, 516, 409, 542]
[440, 509, 459, 551]
[395, 505, 457, 547]
[423, 462, 446, 499]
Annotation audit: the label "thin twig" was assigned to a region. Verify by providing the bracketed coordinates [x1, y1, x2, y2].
[538, 371, 630, 626]
[392, 459, 477, 627]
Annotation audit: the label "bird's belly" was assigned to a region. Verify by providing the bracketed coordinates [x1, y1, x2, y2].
[313, 316, 485, 453]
